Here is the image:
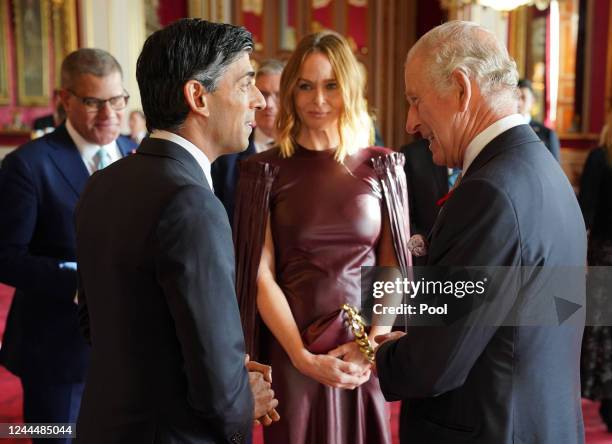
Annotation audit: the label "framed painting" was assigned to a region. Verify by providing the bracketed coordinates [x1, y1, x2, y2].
[239, 0, 264, 51]
[13, 0, 50, 106]
[51, 0, 78, 89]
[0, 0, 10, 105]
[279, 0, 298, 51]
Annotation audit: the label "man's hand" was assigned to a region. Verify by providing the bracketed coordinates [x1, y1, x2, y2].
[245, 355, 280, 425]
[371, 331, 407, 376]
[374, 331, 406, 348]
[246, 356, 273, 383]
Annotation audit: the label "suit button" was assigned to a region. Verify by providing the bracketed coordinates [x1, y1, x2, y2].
[230, 431, 243, 443]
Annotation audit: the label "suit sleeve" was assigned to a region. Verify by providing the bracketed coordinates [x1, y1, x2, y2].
[155, 185, 253, 442]
[548, 129, 561, 162]
[0, 151, 76, 298]
[376, 178, 521, 399]
[77, 270, 91, 345]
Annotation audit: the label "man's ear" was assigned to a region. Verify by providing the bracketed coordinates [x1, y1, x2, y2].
[183, 80, 210, 117]
[58, 89, 72, 111]
[451, 69, 471, 113]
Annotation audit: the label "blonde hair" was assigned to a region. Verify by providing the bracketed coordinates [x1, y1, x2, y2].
[276, 31, 372, 162]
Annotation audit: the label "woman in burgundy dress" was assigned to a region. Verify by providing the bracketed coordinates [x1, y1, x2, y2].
[233, 31, 411, 444]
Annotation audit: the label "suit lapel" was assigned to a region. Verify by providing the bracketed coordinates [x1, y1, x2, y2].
[427, 124, 539, 248]
[46, 124, 90, 197]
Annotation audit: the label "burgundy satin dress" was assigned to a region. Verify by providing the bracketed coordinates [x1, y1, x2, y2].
[240, 145, 397, 444]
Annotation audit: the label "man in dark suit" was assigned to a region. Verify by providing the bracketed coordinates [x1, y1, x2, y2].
[0, 48, 136, 441]
[401, 138, 449, 265]
[212, 59, 283, 222]
[518, 78, 561, 162]
[375, 21, 586, 443]
[74, 19, 277, 443]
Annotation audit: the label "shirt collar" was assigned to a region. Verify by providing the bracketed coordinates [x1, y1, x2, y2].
[149, 129, 214, 191]
[66, 119, 119, 173]
[462, 114, 525, 173]
[253, 127, 275, 153]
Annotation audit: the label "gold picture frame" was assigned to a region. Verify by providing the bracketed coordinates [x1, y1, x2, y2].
[0, 0, 10, 105]
[13, 0, 50, 106]
[51, 0, 78, 89]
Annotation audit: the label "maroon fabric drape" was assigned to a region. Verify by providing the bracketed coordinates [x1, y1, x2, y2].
[372, 152, 412, 276]
[233, 160, 278, 360]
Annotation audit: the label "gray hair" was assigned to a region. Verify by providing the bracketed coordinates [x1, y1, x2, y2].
[410, 21, 518, 110]
[256, 59, 285, 79]
[61, 48, 123, 89]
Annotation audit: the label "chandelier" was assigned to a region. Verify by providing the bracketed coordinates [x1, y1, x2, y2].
[439, 0, 553, 12]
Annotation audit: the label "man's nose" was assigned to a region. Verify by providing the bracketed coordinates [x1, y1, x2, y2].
[97, 101, 114, 118]
[405, 106, 419, 134]
[252, 87, 266, 110]
[265, 94, 277, 110]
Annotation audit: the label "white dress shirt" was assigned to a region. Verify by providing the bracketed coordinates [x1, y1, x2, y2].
[66, 119, 121, 175]
[150, 130, 214, 191]
[253, 128, 276, 153]
[462, 114, 525, 174]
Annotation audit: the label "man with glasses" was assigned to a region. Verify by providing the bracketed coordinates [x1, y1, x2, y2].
[0, 48, 136, 440]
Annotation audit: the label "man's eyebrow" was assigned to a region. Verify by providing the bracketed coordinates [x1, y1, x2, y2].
[237, 70, 256, 82]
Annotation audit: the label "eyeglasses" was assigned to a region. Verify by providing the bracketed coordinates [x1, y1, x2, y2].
[66, 89, 130, 113]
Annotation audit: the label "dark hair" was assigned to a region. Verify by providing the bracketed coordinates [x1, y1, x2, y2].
[517, 78, 534, 93]
[61, 48, 123, 89]
[136, 18, 253, 132]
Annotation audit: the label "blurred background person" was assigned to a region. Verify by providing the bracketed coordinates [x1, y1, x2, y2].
[233, 31, 410, 444]
[0, 48, 136, 443]
[128, 109, 147, 144]
[580, 110, 612, 431]
[518, 78, 561, 162]
[212, 58, 284, 222]
[252, 59, 283, 152]
[401, 137, 459, 265]
[32, 89, 66, 138]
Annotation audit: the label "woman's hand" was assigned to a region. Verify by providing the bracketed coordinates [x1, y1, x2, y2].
[327, 341, 372, 376]
[292, 349, 370, 389]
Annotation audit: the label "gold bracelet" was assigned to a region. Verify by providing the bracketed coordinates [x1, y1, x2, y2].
[342, 304, 375, 363]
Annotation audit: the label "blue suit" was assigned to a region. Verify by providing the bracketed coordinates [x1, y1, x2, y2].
[0, 123, 135, 434]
